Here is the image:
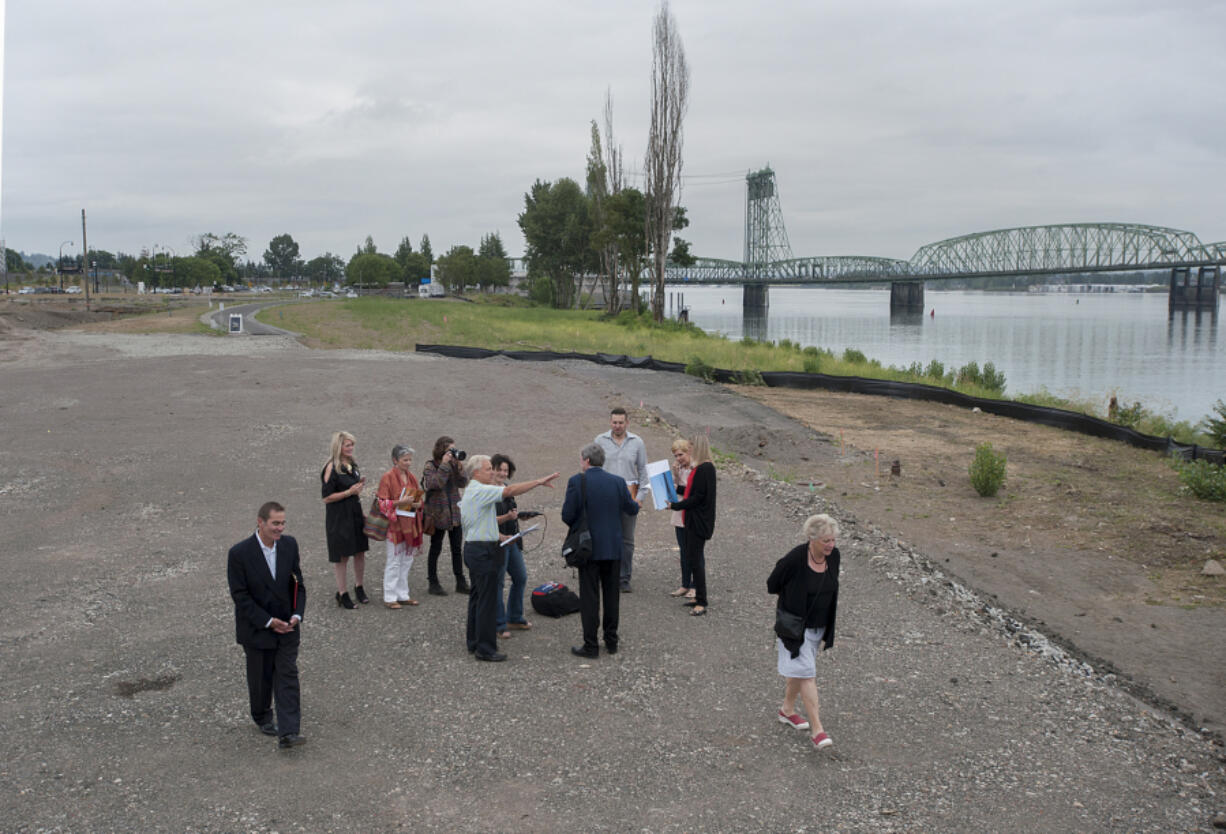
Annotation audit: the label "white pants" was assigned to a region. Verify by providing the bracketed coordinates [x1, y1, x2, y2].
[384, 539, 420, 602]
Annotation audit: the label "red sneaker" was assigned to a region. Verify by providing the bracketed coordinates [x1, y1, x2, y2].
[811, 732, 833, 750]
[777, 710, 810, 730]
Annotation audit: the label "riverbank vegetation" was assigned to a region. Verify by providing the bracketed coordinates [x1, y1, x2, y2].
[265, 295, 1221, 448]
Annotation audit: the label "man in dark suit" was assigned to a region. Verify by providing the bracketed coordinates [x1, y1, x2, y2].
[227, 501, 307, 749]
[561, 444, 640, 658]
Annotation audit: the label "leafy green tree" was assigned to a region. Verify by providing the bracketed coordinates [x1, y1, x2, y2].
[667, 206, 696, 267]
[193, 232, 247, 284]
[400, 252, 431, 284]
[346, 252, 399, 286]
[419, 234, 433, 266]
[606, 187, 647, 309]
[394, 236, 414, 264]
[5, 248, 27, 274]
[518, 177, 594, 308]
[476, 233, 511, 291]
[85, 249, 118, 270]
[359, 235, 378, 256]
[304, 253, 345, 286]
[435, 245, 478, 294]
[263, 234, 301, 277]
[172, 256, 222, 287]
[1203, 400, 1226, 449]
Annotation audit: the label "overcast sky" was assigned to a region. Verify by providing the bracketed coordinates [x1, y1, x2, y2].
[3, 0, 1225, 265]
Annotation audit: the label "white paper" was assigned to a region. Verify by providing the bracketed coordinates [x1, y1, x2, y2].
[500, 523, 540, 547]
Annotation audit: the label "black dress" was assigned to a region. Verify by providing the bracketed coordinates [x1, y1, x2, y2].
[321, 463, 369, 562]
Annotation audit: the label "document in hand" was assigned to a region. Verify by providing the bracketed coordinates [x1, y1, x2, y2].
[645, 459, 678, 510]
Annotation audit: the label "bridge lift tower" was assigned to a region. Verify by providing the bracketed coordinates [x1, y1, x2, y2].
[743, 167, 791, 311]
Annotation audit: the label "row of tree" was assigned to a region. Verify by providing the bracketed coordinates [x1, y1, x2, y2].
[517, 1, 690, 317]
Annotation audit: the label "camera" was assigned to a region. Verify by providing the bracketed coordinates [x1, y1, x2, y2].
[448, 447, 467, 461]
[517, 510, 541, 520]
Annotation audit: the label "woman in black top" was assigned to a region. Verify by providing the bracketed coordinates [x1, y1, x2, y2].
[321, 431, 370, 609]
[669, 434, 717, 616]
[767, 513, 841, 750]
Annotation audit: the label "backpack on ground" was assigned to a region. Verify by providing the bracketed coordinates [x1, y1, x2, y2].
[531, 581, 580, 618]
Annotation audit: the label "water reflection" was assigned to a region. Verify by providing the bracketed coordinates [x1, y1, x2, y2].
[889, 309, 925, 328]
[672, 286, 1226, 421]
[1167, 308, 1218, 351]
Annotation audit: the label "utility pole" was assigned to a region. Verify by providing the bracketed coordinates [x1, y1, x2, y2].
[82, 209, 90, 311]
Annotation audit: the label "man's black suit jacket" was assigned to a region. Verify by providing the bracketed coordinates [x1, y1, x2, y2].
[227, 533, 306, 650]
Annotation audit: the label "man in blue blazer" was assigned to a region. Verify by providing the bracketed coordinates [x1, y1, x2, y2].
[561, 444, 640, 658]
[227, 501, 307, 749]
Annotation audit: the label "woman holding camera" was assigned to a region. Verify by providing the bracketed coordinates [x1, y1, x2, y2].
[767, 513, 841, 751]
[321, 431, 369, 609]
[422, 435, 469, 596]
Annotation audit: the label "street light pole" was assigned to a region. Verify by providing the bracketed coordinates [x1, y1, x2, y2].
[58, 240, 74, 291]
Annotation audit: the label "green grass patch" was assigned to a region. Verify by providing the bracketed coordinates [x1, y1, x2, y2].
[264, 297, 1218, 446]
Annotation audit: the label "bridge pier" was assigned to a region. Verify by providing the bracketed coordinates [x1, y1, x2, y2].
[1169, 266, 1220, 311]
[743, 282, 769, 313]
[889, 281, 924, 313]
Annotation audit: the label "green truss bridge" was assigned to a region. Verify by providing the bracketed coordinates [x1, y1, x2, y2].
[666, 168, 1223, 312]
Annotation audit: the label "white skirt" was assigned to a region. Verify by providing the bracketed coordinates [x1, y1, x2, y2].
[776, 626, 825, 679]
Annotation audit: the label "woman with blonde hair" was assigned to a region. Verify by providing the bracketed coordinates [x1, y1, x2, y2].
[376, 444, 424, 609]
[668, 437, 694, 599]
[767, 513, 841, 751]
[321, 431, 370, 609]
[669, 433, 717, 616]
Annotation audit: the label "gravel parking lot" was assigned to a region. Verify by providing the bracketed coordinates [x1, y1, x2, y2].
[1, 329, 1223, 832]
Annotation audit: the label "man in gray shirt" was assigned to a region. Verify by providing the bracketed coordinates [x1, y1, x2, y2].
[594, 407, 649, 592]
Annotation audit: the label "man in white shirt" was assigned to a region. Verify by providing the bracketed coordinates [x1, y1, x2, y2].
[594, 407, 649, 592]
[458, 456, 558, 662]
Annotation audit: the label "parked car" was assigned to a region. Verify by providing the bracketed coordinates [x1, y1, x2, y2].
[18, 286, 35, 294]
[65, 286, 82, 294]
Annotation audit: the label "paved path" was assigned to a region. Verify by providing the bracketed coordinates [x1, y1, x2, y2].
[203, 299, 301, 335]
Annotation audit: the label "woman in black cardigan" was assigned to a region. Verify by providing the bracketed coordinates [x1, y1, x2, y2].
[669, 434, 716, 616]
[767, 513, 840, 750]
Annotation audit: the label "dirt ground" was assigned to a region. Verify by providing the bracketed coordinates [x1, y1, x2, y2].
[735, 386, 1226, 734]
[0, 306, 1223, 830]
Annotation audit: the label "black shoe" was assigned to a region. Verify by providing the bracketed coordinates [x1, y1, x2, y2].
[455, 578, 471, 594]
[474, 651, 507, 662]
[257, 721, 278, 736]
[605, 643, 618, 655]
[354, 585, 370, 604]
[620, 584, 632, 593]
[336, 591, 356, 609]
[278, 733, 307, 749]
[571, 646, 599, 659]
[428, 582, 448, 596]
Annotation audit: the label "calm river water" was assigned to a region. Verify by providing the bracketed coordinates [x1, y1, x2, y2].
[667, 286, 1223, 423]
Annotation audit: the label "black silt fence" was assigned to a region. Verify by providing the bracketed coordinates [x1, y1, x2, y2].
[415, 344, 1224, 465]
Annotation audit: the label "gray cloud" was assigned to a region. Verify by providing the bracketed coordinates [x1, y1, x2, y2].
[4, 0, 1224, 264]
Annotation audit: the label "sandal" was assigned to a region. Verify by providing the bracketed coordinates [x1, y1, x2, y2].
[691, 605, 707, 616]
[498, 630, 512, 639]
[685, 589, 696, 600]
[398, 598, 419, 606]
[670, 587, 689, 597]
[508, 621, 532, 630]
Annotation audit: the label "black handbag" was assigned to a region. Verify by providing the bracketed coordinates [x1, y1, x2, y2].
[774, 569, 826, 641]
[561, 473, 593, 568]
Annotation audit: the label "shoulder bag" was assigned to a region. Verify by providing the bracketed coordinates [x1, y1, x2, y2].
[561, 473, 593, 568]
[775, 567, 826, 642]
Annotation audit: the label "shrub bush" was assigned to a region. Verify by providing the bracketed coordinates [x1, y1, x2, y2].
[969, 442, 1007, 497]
[733, 368, 766, 386]
[843, 347, 867, 364]
[1202, 400, 1226, 449]
[925, 359, 945, 380]
[802, 356, 822, 374]
[685, 356, 715, 382]
[1171, 457, 1226, 502]
[980, 362, 1006, 393]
